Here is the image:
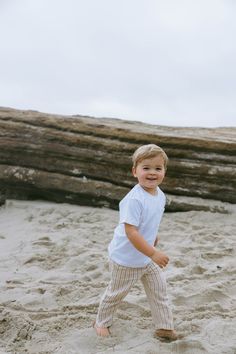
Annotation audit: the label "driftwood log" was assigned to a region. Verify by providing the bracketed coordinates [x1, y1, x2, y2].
[0, 107, 235, 212]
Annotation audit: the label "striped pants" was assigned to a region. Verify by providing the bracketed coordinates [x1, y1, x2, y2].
[96, 260, 174, 330]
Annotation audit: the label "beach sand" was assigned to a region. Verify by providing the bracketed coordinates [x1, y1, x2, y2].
[0, 199, 235, 354]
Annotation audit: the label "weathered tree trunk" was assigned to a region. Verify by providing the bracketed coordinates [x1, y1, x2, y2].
[0, 107, 235, 212]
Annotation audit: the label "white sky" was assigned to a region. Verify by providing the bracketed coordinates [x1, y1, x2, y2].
[0, 0, 235, 127]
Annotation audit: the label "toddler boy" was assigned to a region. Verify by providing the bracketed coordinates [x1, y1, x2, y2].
[94, 144, 178, 341]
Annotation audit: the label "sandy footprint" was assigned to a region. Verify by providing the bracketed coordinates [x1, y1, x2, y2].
[32, 236, 55, 247]
[169, 339, 208, 354]
[0, 309, 35, 346]
[173, 287, 233, 311]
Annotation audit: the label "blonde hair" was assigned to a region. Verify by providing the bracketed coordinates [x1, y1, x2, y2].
[132, 144, 168, 170]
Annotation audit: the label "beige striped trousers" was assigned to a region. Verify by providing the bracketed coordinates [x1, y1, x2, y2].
[96, 260, 174, 330]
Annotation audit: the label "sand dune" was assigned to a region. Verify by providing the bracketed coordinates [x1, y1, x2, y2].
[0, 199, 235, 354]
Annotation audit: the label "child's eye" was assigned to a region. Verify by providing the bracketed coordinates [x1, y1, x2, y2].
[143, 167, 149, 170]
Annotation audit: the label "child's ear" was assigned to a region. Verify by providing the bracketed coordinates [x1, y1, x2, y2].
[132, 166, 137, 177]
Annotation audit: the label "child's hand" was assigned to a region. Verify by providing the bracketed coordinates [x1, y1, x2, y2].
[151, 249, 169, 268]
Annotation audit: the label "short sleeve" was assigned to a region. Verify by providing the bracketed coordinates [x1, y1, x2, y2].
[119, 198, 142, 227]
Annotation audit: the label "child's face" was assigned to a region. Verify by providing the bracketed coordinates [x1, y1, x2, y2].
[132, 154, 166, 195]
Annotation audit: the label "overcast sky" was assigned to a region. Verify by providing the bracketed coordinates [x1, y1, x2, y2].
[0, 0, 235, 127]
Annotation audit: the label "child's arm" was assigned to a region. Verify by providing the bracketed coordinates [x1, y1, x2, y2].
[154, 236, 158, 247]
[125, 224, 169, 268]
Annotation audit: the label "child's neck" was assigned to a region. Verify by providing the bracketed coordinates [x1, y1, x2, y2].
[139, 184, 158, 196]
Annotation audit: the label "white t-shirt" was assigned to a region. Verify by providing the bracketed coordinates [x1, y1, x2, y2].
[108, 183, 166, 267]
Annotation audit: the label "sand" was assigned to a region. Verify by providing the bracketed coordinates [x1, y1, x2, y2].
[0, 199, 235, 354]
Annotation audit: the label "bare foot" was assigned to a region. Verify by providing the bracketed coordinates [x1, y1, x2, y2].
[155, 329, 181, 341]
[93, 322, 110, 337]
